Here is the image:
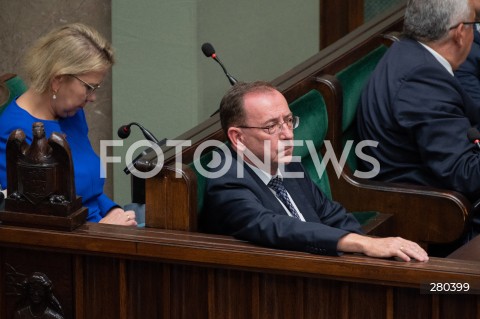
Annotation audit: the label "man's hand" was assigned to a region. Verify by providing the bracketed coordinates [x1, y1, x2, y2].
[337, 233, 429, 262]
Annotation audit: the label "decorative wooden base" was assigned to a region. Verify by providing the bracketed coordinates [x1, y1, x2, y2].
[5, 195, 84, 217]
[0, 207, 87, 231]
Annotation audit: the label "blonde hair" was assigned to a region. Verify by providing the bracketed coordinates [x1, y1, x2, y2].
[23, 23, 115, 94]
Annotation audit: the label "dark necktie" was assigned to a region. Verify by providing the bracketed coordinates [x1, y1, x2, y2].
[268, 176, 301, 219]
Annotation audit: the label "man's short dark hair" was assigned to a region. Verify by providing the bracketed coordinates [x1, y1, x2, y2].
[219, 81, 277, 138]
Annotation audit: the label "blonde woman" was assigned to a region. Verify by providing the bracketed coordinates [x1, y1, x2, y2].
[0, 23, 139, 226]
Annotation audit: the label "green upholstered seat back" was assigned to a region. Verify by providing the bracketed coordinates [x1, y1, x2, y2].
[289, 89, 332, 199]
[0, 75, 28, 115]
[189, 149, 214, 214]
[335, 45, 388, 171]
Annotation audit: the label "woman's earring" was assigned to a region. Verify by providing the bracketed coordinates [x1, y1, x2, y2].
[52, 92, 57, 100]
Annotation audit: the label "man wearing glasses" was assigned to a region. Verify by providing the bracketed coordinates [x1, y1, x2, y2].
[200, 81, 428, 262]
[357, 0, 480, 240]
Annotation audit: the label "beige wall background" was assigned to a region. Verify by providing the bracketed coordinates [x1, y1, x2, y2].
[0, 0, 114, 196]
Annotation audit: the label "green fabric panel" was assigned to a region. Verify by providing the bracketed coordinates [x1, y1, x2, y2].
[336, 45, 388, 132]
[189, 150, 214, 214]
[342, 125, 358, 171]
[336, 45, 388, 171]
[0, 76, 28, 115]
[301, 155, 332, 199]
[290, 90, 328, 158]
[289, 90, 331, 196]
[351, 211, 379, 226]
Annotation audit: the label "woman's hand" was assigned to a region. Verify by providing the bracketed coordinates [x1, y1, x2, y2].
[99, 207, 137, 226]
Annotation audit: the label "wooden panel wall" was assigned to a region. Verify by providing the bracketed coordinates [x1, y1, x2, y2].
[320, 0, 364, 48]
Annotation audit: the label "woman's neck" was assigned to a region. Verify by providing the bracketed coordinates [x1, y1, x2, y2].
[16, 89, 57, 120]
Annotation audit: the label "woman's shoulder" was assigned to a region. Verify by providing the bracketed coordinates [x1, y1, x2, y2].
[0, 99, 65, 138]
[0, 99, 34, 132]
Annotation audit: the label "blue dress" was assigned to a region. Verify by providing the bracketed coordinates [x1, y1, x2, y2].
[0, 99, 118, 222]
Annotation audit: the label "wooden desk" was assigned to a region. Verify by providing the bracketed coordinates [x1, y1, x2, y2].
[1, 223, 480, 318]
[448, 235, 480, 261]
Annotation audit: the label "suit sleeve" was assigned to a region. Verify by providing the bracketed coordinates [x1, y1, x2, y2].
[394, 65, 480, 196]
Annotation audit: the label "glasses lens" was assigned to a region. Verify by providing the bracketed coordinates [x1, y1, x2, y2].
[70, 74, 99, 97]
[267, 124, 277, 135]
[293, 116, 299, 129]
[268, 117, 298, 134]
[87, 85, 100, 97]
[286, 117, 295, 129]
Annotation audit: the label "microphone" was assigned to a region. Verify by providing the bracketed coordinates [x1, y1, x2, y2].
[118, 122, 160, 144]
[117, 122, 166, 174]
[468, 127, 480, 149]
[201, 42, 238, 86]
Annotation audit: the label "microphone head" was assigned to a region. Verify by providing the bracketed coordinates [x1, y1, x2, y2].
[468, 127, 480, 143]
[117, 124, 131, 139]
[201, 42, 216, 58]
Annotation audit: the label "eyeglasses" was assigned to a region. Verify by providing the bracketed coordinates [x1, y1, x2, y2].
[68, 74, 101, 98]
[449, 21, 480, 30]
[237, 116, 299, 135]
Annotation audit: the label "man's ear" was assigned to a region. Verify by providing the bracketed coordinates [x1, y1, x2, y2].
[451, 23, 467, 46]
[227, 127, 245, 151]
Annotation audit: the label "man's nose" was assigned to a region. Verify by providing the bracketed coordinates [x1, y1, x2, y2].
[279, 125, 294, 139]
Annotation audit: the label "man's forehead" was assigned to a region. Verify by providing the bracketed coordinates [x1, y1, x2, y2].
[244, 88, 278, 100]
[243, 90, 289, 114]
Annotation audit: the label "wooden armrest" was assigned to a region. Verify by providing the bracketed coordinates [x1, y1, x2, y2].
[330, 168, 470, 245]
[0, 73, 16, 83]
[359, 212, 393, 236]
[145, 164, 198, 231]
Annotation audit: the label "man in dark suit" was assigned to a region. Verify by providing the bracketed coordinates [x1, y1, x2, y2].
[455, 0, 480, 105]
[357, 0, 480, 200]
[201, 81, 428, 262]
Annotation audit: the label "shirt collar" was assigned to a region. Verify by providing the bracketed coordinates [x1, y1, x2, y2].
[418, 41, 454, 76]
[246, 162, 283, 185]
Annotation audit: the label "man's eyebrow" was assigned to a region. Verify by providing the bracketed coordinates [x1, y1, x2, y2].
[260, 119, 278, 126]
[259, 113, 293, 126]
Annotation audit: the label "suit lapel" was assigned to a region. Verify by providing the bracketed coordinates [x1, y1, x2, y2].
[282, 174, 321, 223]
[239, 153, 320, 222]
[242, 163, 291, 217]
